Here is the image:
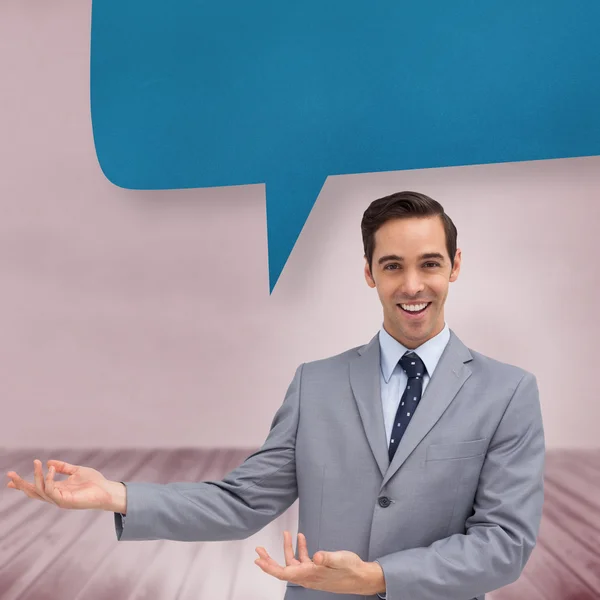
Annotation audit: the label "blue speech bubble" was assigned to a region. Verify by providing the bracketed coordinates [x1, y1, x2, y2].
[91, 1, 600, 291]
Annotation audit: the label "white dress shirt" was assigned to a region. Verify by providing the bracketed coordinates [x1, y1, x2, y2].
[379, 322, 450, 444]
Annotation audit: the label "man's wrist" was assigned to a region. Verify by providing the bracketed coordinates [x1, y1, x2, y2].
[361, 560, 386, 595]
[105, 481, 127, 514]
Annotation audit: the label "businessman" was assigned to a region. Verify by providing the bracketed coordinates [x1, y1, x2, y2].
[7, 191, 545, 600]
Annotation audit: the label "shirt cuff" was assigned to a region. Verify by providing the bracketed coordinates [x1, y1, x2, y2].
[374, 559, 386, 598]
[115, 482, 126, 534]
[119, 481, 127, 521]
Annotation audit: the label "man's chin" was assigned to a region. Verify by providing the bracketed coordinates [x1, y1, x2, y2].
[385, 317, 437, 347]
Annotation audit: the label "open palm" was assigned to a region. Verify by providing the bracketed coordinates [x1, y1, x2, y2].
[254, 531, 372, 594]
[6, 459, 114, 510]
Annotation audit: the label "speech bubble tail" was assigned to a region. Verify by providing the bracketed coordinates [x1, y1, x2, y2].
[266, 175, 327, 294]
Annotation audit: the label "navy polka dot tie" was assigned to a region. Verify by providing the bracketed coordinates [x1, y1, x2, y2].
[388, 351, 426, 462]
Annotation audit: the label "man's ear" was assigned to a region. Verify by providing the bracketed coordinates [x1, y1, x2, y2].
[364, 259, 376, 289]
[449, 248, 462, 282]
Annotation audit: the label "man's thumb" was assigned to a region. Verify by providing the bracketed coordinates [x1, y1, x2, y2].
[313, 552, 334, 567]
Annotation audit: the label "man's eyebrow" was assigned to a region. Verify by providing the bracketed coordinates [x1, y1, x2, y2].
[420, 252, 445, 261]
[378, 254, 402, 264]
[377, 252, 445, 265]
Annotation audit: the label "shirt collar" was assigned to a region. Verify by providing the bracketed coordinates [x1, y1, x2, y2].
[379, 322, 451, 383]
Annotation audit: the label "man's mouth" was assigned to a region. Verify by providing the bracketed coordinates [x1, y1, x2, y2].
[397, 302, 431, 316]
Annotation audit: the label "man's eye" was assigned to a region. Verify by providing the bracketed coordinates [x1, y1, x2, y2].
[424, 262, 440, 268]
[384, 264, 400, 270]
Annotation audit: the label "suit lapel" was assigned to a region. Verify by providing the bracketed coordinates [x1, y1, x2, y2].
[349, 334, 388, 478]
[381, 329, 473, 487]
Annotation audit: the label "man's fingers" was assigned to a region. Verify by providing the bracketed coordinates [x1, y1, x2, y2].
[33, 460, 54, 504]
[33, 460, 46, 495]
[254, 549, 287, 581]
[256, 547, 279, 565]
[255, 547, 288, 572]
[8, 472, 32, 492]
[7, 472, 50, 503]
[297, 533, 312, 563]
[45, 466, 59, 502]
[283, 531, 297, 566]
[47, 460, 77, 476]
[25, 487, 50, 502]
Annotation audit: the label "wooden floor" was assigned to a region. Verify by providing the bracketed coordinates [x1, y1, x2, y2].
[1, 448, 599, 600]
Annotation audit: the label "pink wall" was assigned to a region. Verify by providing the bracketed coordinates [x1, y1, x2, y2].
[1, 0, 598, 449]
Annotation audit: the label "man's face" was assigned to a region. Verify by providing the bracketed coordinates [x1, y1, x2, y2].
[364, 216, 461, 349]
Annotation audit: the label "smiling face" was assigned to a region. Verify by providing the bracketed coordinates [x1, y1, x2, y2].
[364, 215, 461, 349]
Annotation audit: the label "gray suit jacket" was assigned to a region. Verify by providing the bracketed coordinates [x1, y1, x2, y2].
[114, 329, 545, 600]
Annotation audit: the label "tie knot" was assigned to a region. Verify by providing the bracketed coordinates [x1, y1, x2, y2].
[399, 351, 426, 379]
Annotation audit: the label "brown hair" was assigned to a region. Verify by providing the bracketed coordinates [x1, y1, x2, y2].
[361, 191, 457, 271]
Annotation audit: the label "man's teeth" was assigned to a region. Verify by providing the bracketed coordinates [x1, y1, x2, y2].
[400, 303, 429, 312]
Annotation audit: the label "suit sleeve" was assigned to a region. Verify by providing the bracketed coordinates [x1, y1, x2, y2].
[374, 371, 545, 600]
[114, 364, 303, 542]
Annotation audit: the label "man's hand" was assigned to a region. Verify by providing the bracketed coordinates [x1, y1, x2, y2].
[254, 531, 386, 595]
[6, 459, 126, 513]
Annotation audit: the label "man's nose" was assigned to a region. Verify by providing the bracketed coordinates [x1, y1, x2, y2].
[399, 271, 425, 296]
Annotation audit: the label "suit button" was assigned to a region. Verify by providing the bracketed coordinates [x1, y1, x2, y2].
[378, 496, 391, 508]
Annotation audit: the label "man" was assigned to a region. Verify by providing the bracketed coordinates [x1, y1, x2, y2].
[6, 191, 545, 600]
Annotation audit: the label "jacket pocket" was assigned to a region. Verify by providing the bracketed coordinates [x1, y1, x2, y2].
[426, 438, 488, 461]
